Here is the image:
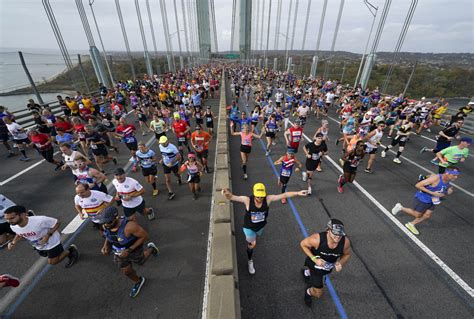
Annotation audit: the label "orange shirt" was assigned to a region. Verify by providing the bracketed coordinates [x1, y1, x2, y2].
[191, 131, 212, 151]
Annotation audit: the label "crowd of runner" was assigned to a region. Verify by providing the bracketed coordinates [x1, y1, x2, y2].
[0, 64, 472, 308]
[225, 65, 471, 306]
[0, 65, 221, 297]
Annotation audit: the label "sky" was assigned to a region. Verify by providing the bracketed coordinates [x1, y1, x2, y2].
[0, 0, 473, 54]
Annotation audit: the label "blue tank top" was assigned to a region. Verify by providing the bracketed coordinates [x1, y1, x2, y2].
[103, 218, 138, 255]
[266, 121, 277, 132]
[415, 174, 449, 203]
[280, 156, 296, 177]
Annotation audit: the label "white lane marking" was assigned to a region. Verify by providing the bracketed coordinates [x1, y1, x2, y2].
[61, 214, 85, 234]
[326, 116, 473, 197]
[0, 151, 60, 186]
[292, 119, 474, 298]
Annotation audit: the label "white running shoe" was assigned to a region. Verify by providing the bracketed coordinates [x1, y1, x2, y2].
[248, 260, 256, 275]
[302, 171, 308, 182]
[393, 158, 401, 164]
[391, 203, 403, 215]
[381, 151, 386, 158]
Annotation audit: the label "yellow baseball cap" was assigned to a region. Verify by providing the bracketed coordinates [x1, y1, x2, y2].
[253, 183, 266, 197]
[173, 112, 181, 119]
[159, 136, 168, 144]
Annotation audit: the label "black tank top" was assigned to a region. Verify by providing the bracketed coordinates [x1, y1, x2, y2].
[243, 196, 269, 231]
[307, 231, 345, 273]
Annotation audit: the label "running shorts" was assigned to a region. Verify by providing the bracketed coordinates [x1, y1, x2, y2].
[36, 243, 64, 259]
[240, 145, 252, 154]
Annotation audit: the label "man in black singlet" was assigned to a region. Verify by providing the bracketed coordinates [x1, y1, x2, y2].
[300, 219, 351, 307]
[222, 183, 307, 275]
[97, 206, 159, 298]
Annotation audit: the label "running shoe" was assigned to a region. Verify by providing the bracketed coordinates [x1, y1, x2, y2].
[338, 158, 344, 167]
[27, 210, 35, 216]
[243, 173, 248, 180]
[248, 260, 256, 275]
[0, 274, 20, 287]
[178, 177, 182, 185]
[65, 244, 79, 268]
[418, 174, 426, 181]
[265, 150, 270, 156]
[426, 128, 431, 133]
[168, 192, 175, 200]
[19, 156, 30, 162]
[192, 193, 198, 200]
[316, 167, 322, 172]
[301, 269, 310, 284]
[393, 158, 402, 164]
[147, 208, 155, 221]
[146, 242, 159, 256]
[364, 168, 373, 174]
[271, 141, 276, 146]
[304, 290, 312, 307]
[152, 189, 159, 196]
[142, 132, 146, 136]
[405, 222, 420, 235]
[430, 159, 439, 165]
[113, 158, 118, 165]
[381, 150, 386, 158]
[281, 197, 287, 204]
[391, 203, 403, 215]
[419, 147, 427, 154]
[129, 276, 146, 298]
[302, 171, 307, 182]
[335, 139, 340, 146]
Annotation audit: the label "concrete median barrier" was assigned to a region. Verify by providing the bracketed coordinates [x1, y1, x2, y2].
[204, 72, 240, 319]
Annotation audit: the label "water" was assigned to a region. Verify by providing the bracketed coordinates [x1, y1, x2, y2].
[0, 50, 77, 111]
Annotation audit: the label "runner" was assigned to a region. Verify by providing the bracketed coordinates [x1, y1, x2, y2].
[337, 140, 366, 193]
[27, 128, 64, 170]
[0, 107, 16, 158]
[158, 136, 183, 200]
[302, 133, 328, 195]
[180, 153, 204, 200]
[172, 112, 191, 159]
[273, 149, 303, 203]
[84, 124, 117, 172]
[72, 157, 108, 193]
[190, 125, 212, 173]
[116, 118, 139, 172]
[136, 141, 159, 196]
[380, 121, 413, 164]
[300, 219, 351, 307]
[5, 205, 79, 267]
[0, 194, 16, 247]
[222, 184, 307, 274]
[420, 119, 464, 155]
[391, 167, 459, 235]
[284, 119, 304, 153]
[3, 117, 30, 161]
[74, 183, 114, 227]
[364, 121, 386, 173]
[262, 114, 278, 156]
[149, 113, 167, 142]
[230, 123, 262, 180]
[112, 168, 155, 222]
[97, 206, 159, 298]
[59, 143, 90, 172]
[204, 106, 216, 135]
[433, 137, 471, 173]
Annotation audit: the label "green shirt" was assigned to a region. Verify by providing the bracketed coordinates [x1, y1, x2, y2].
[440, 145, 469, 167]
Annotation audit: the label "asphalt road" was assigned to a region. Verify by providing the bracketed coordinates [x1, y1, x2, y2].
[0, 99, 220, 318]
[227, 83, 474, 318]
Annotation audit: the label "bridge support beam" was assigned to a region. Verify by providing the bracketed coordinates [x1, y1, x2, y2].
[239, 0, 252, 61]
[196, 0, 211, 60]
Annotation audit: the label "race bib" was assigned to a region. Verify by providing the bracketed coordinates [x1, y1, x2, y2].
[250, 211, 265, 223]
[178, 136, 186, 142]
[281, 169, 292, 177]
[90, 143, 98, 150]
[311, 153, 320, 161]
[125, 136, 136, 144]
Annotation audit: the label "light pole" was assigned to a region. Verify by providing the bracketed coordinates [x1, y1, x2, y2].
[354, 0, 378, 87]
[89, 0, 115, 87]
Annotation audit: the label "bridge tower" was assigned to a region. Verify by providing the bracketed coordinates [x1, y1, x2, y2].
[196, 0, 212, 60]
[239, 0, 252, 61]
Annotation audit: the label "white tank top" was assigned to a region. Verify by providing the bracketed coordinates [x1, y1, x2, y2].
[63, 151, 79, 169]
[367, 129, 383, 147]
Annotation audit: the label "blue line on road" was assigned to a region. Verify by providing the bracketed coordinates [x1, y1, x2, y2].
[241, 104, 348, 319]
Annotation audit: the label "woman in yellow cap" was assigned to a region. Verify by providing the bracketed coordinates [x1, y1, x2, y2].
[222, 184, 307, 275]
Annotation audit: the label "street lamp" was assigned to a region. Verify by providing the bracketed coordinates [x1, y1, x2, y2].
[354, 0, 378, 87]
